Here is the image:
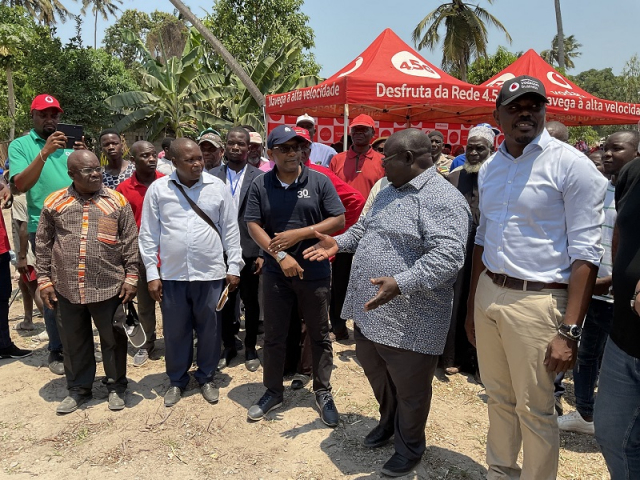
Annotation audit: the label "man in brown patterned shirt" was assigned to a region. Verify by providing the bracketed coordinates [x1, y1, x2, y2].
[36, 150, 139, 415]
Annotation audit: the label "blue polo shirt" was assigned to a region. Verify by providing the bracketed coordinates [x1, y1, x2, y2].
[245, 164, 345, 280]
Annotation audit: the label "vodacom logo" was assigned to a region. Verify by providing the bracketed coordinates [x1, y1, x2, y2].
[547, 71, 572, 89]
[485, 73, 515, 88]
[391, 51, 441, 78]
[338, 57, 363, 77]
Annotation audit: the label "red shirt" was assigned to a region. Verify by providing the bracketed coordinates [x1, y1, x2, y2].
[305, 161, 365, 235]
[0, 213, 10, 255]
[116, 171, 164, 229]
[329, 146, 385, 198]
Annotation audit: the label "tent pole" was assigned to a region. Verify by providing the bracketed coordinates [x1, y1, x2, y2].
[343, 104, 349, 152]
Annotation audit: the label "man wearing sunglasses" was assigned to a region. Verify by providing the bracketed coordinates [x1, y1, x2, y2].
[35, 150, 139, 414]
[244, 125, 345, 427]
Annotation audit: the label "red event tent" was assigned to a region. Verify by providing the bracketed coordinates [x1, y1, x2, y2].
[482, 50, 640, 126]
[266, 28, 495, 146]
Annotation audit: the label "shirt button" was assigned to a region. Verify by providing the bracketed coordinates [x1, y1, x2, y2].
[498, 247, 502, 251]
[503, 202, 507, 205]
[499, 224, 503, 227]
[508, 181, 512, 184]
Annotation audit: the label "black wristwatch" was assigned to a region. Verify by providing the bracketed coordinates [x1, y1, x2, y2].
[558, 324, 582, 341]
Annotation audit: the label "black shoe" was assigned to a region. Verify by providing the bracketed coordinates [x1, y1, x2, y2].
[108, 391, 125, 411]
[164, 386, 183, 407]
[291, 373, 310, 390]
[331, 326, 349, 341]
[247, 392, 282, 421]
[380, 452, 422, 477]
[316, 392, 339, 428]
[56, 392, 92, 415]
[245, 349, 260, 372]
[363, 424, 394, 448]
[48, 351, 64, 375]
[201, 382, 219, 404]
[0, 344, 32, 359]
[217, 347, 237, 370]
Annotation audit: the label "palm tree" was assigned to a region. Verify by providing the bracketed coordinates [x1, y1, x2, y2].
[412, 0, 511, 82]
[167, 0, 264, 109]
[81, 0, 122, 49]
[541, 34, 582, 70]
[0, 0, 70, 25]
[554, 0, 565, 71]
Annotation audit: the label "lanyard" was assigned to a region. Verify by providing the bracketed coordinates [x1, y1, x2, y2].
[227, 166, 245, 197]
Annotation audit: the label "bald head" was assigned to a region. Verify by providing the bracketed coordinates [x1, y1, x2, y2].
[388, 128, 433, 167]
[384, 129, 433, 187]
[130, 140, 155, 158]
[169, 137, 204, 186]
[169, 137, 198, 160]
[546, 121, 569, 143]
[67, 149, 99, 170]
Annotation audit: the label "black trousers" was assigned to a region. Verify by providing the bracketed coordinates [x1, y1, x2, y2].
[0, 252, 12, 350]
[56, 293, 128, 395]
[137, 265, 157, 351]
[329, 252, 353, 332]
[354, 324, 438, 460]
[262, 272, 332, 397]
[221, 256, 260, 350]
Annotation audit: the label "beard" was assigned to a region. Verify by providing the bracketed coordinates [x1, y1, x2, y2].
[463, 161, 483, 174]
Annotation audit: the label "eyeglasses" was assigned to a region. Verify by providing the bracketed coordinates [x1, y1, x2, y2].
[381, 150, 407, 164]
[75, 167, 103, 175]
[382, 148, 431, 164]
[273, 145, 302, 154]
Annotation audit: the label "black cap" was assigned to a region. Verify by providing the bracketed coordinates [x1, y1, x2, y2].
[496, 75, 548, 108]
[267, 125, 305, 149]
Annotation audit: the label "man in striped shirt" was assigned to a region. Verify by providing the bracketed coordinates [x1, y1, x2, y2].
[558, 130, 640, 435]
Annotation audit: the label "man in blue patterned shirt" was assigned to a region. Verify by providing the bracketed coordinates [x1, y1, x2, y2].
[304, 128, 470, 477]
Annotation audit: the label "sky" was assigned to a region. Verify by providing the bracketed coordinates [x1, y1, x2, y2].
[56, 0, 640, 78]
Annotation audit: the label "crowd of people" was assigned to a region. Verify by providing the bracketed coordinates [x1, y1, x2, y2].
[0, 74, 639, 479]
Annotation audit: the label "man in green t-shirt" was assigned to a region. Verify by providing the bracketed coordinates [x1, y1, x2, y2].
[9, 94, 83, 375]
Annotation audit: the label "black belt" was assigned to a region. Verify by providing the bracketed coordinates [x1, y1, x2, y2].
[486, 271, 567, 291]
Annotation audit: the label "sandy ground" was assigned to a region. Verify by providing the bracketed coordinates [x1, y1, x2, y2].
[0, 215, 608, 479]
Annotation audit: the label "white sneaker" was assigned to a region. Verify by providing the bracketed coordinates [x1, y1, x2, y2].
[31, 331, 49, 343]
[558, 410, 594, 435]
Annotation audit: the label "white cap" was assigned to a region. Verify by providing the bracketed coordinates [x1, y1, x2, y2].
[296, 113, 315, 126]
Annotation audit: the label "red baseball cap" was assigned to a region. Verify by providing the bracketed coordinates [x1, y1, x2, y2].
[30, 94, 63, 113]
[293, 126, 311, 143]
[350, 114, 375, 129]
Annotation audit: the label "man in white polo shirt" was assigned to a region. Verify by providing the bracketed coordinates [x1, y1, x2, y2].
[465, 76, 607, 479]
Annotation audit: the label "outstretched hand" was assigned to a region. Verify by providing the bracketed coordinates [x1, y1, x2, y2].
[302, 231, 338, 261]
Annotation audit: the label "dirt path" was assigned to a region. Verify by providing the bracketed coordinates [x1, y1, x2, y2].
[1, 310, 608, 480]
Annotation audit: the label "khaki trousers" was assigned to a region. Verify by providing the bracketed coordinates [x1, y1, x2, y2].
[474, 271, 567, 480]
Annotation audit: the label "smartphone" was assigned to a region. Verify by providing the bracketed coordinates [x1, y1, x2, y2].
[57, 123, 83, 149]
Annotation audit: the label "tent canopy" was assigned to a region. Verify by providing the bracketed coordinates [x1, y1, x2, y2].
[482, 50, 640, 126]
[266, 28, 494, 124]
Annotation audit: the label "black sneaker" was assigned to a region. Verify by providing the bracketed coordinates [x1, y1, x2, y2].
[316, 392, 339, 427]
[0, 344, 32, 359]
[380, 452, 421, 477]
[247, 392, 282, 421]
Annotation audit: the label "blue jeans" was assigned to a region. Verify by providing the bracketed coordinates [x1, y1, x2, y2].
[594, 338, 640, 479]
[29, 232, 62, 353]
[574, 299, 613, 418]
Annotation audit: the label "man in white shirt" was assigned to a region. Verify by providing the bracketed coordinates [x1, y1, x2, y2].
[296, 114, 337, 167]
[465, 76, 607, 479]
[139, 138, 243, 407]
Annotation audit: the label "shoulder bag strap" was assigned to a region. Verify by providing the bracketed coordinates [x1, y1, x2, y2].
[171, 179, 222, 240]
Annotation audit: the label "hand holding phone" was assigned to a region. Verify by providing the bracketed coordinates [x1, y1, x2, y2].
[57, 123, 84, 149]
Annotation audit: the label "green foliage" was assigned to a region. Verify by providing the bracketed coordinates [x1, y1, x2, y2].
[103, 9, 189, 69]
[568, 126, 601, 146]
[0, 0, 71, 25]
[202, 0, 320, 76]
[466, 46, 520, 85]
[105, 28, 225, 140]
[541, 34, 582, 70]
[81, 0, 123, 49]
[411, 0, 511, 81]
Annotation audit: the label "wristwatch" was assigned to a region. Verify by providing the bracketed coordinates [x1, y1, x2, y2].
[631, 290, 640, 316]
[276, 251, 288, 263]
[558, 324, 582, 341]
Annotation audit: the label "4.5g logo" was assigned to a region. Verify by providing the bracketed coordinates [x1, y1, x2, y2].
[297, 189, 310, 199]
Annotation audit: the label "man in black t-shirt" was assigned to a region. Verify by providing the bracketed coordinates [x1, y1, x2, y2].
[244, 125, 345, 427]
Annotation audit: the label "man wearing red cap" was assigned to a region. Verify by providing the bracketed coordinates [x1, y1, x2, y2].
[329, 114, 385, 199]
[9, 94, 85, 375]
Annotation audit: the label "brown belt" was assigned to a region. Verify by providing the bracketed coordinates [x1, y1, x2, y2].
[486, 271, 567, 291]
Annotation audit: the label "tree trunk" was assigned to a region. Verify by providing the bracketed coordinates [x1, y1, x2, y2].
[554, 0, 565, 71]
[94, 10, 98, 49]
[7, 66, 15, 141]
[460, 61, 468, 83]
[168, 0, 265, 108]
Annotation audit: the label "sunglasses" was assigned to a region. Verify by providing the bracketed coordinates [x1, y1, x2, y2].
[273, 145, 302, 154]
